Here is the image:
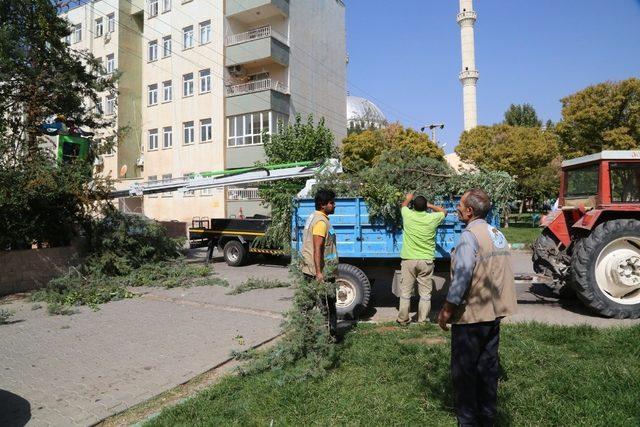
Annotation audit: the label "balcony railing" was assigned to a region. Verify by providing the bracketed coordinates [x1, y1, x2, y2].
[225, 26, 288, 47]
[226, 78, 289, 96]
[228, 187, 260, 200]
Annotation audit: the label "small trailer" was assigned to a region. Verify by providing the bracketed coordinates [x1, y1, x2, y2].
[189, 217, 286, 266]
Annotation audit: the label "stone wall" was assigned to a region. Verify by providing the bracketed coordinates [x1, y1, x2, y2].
[0, 247, 79, 296]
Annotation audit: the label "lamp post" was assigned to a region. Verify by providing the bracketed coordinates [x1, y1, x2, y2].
[420, 123, 445, 146]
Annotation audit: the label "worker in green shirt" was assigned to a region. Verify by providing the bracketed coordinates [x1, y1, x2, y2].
[397, 193, 447, 325]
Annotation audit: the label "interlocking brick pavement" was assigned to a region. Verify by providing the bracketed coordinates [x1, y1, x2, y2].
[0, 252, 292, 426]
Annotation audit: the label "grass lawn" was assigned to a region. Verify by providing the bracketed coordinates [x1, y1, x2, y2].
[147, 323, 640, 426]
[502, 226, 542, 246]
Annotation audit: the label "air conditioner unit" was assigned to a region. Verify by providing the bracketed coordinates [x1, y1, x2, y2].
[104, 32, 111, 43]
[94, 156, 104, 166]
[135, 155, 144, 167]
[229, 65, 245, 77]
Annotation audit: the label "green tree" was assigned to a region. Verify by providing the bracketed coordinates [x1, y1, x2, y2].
[456, 125, 560, 205]
[556, 78, 640, 158]
[0, 0, 116, 249]
[503, 103, 542, 127]
[257, 114, 337, 248]
[341, 123, 444, 172]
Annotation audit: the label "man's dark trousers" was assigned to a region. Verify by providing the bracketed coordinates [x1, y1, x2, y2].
[451, 319, 501, 427]
[303, 274, 338, 337]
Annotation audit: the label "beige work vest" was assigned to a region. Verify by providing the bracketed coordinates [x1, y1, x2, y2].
[451, 220, 518, 324]
[301, 211, 338, 278]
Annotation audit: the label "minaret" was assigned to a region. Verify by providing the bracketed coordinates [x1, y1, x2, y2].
[457, 0, 479, 131]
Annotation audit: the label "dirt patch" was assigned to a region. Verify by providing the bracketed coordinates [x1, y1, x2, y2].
[0, 293, 30, 303]
[399, 336, 446, 346]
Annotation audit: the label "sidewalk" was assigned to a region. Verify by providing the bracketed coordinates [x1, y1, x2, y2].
[0, 253, 293, 426]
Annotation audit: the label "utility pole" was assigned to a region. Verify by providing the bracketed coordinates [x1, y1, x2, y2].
[421, 123, 445, 146]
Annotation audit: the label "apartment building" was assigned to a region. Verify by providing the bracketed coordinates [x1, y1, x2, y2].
[62, 0, 346, 222]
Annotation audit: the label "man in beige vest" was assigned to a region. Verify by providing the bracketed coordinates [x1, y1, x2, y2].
[437, 188, 517, 427]
[301, 189, 338, 337]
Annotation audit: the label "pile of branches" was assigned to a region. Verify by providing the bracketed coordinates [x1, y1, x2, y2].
[233, 261, 338, 383]
[315, 149, 516, 227]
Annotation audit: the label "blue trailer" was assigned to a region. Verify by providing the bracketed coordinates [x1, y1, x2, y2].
[292, 197, 499, 318]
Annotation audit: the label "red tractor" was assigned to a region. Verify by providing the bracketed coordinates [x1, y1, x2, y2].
[533, 150, 640, 318]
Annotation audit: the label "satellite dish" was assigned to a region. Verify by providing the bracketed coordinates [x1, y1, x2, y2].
[119, 165, 128, 177]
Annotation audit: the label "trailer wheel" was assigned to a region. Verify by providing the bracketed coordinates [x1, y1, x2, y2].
[335, 263, 371, 319]
[223, 240, 248, 267]
[571, 219, 640, 319]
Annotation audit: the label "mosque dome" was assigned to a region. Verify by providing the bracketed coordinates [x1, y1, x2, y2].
[347, 96, 387, 129]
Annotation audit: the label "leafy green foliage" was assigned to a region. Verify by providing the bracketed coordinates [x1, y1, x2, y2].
[30, 210, 225, 314]
[0, 0, 117, 249]
[32, 270, 134, 311]
[227, 277, 291, 295]
[556, 78, 640, 158]
[256, 114, 337, 249]
[456, 125, 560, 204]
[148, 323, 640, 426]
[32, 259, 227, 314]
[315, 148, 517, 226]
[341, 123, 444, 172]
[503, 103, 542, 127]
[232, 261, 337, 383]
[86, 207, 182, 276]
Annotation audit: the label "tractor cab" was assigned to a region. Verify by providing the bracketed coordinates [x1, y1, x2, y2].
[560, 151, 640, 210]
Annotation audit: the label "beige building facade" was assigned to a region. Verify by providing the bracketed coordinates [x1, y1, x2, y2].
[62, 0, 346, 223]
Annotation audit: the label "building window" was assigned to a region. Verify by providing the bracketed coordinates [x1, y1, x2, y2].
[162, 80, 172, 102]
[105, 95, 115, 116]
[64, 34, 72, 45]
[162, 35, 172, 57]
[200, 118, 212, 142]
[199, 20, 211, 45]
[162, 0, 171, 12]
[182, 25, 194, 49]
[163, 126, 173, 148]
[106, 54, 115, 73]
[73, 24, 82, 43]
[148, 129, 159, 150]
[95, 18, 103, 37]
[148, 40, 158, 61]
[227, 111, 287, 147]
[199, 69, 211, 93]
[148, 175, 158, 198]
[183, 173, 195, 197]
[183, 73, 194, 97]
[161, 174, 173, 197]
[148, 83, 158, 106]
[149, 0, 159, 17]
[183, 121, 195, 145]
[107, 13, 115, 33]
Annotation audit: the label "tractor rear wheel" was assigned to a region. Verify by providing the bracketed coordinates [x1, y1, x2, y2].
[571, 219, 640, 319]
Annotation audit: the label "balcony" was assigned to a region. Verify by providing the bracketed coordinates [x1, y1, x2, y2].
[226, 78, 288, 97]
[225, 78, 290, 116]
[225, 26, 289, 67]
[226, 0, 289, 23]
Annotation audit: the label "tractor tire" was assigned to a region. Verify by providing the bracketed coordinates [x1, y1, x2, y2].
[335, 263, 371, 319]
[571, 219, 640, 319]
[223, 240, 248, 267]
[532, 230, 558, 278]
